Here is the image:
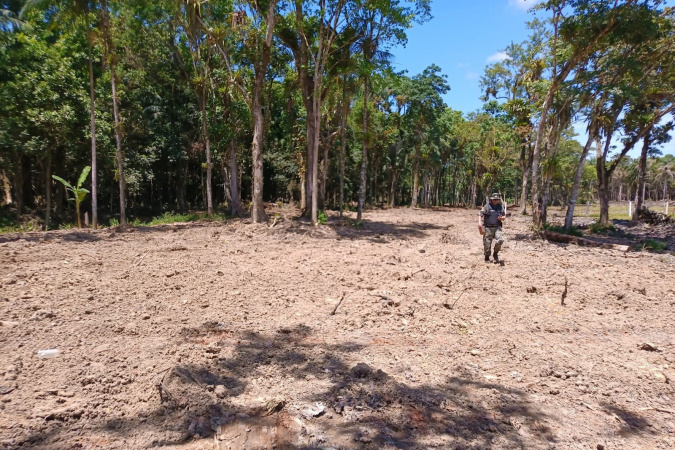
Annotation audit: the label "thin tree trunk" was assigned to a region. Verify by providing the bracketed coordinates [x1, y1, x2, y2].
[339, 88, 348, 216]
[310, 99, 320, 224]
[86, 7, 98, 229]
[110, 61, 126, 226]
[411, 143, 421, 208]
[633, 132, 651, 222]
[389, 136, 400, 208]
[358, 76, 368, 220]
[102, 0, 126, 226]
[44, 151, 51, 230]
[229, 139, 240, 216]
[200, 92, 213, 217]
[564, 133, 594, 230]
[1, 170, 11, 205]
[519, 142, 531, 214]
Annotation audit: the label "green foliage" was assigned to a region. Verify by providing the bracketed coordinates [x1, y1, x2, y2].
[52, 166, 91, 228]
[588, 222, 617, 234]
[642, 239, 667, 251]
[543, 223, 584, 237]
[317, 210, 328, 225]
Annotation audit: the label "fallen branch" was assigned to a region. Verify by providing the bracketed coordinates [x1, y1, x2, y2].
[330, 292, 346, 316]
[561, 276, 568, 306]
[640, 407, 675, 415]
[539, 230, 630, 252]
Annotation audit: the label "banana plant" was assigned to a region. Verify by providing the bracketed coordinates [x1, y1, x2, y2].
[53, 166, 91, 228]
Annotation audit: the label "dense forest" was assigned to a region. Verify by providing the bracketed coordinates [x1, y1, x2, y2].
[0, 0, 674, 231]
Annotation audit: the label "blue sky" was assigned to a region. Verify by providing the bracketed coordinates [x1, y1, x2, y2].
[390, 0, 675, 157]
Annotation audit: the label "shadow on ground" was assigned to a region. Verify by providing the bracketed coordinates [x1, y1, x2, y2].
[19, 323, 556, 449]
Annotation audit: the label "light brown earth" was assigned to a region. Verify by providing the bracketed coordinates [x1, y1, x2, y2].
[1, 206, 674, 449]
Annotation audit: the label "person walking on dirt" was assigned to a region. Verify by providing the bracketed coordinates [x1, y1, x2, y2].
[479, 193, 506, 263]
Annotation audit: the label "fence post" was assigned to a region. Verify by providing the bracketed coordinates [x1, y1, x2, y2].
[666, 201, 669, 216]
[586, 202, 590, 217]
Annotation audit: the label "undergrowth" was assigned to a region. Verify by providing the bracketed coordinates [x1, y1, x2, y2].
[542, 223, 583, 237]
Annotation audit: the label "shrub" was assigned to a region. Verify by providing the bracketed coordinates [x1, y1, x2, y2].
[589, 222, 617, 234]
[642, 239, 667, 251]
[542, 223, 583, 237]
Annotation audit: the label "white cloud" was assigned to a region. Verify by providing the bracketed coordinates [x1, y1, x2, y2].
[466, 71, 479, 81]
[508, 0, 541, 11]
[486, 51, 511, 63]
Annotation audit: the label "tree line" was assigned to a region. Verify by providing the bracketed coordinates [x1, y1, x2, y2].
[1, 0, 673, 231]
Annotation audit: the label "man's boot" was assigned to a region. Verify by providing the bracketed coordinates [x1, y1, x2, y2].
[484, 252, 491, 263]
[493, 251, 500, 264]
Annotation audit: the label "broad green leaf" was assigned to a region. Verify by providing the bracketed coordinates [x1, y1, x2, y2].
[77, 166, 91, 189]
[52, 175, 73, 190]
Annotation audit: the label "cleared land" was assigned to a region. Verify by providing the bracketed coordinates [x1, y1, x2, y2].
[1, 207, 674, 449]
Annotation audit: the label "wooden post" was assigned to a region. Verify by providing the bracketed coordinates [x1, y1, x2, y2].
[629, 201, 632, 218]
[84, 212, 90, 227]
[666, 202, 669, 216]
[586, 202, 590, 217]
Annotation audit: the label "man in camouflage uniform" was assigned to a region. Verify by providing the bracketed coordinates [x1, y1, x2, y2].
[479, 193, 506, 263]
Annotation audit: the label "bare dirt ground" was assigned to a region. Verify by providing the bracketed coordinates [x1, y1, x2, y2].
[1, 207, 674, 450]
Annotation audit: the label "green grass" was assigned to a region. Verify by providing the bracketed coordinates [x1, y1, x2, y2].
[105, 211, 228, 228]
[572, 202, 675, 221]
[542, 223, 584, 237]
[0, 214, 40, 233]
[588, 222, 618, 234]
[642, 239, 668, 251]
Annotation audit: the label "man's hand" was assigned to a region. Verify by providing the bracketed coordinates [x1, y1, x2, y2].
[498, 215, 506, 222]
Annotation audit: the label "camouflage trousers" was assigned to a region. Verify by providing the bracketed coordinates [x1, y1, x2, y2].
[483, 226, 504, 254]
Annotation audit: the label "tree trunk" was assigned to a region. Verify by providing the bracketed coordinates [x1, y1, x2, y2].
[339, 90, 348, 216]
[564, 134, 594, 230]
[519, 142, 531, 214]
[199, 92, 214, 217]
[531, 86, 557, 226]
[300, 155, 306, 210]
[86, 8, 98, 229]
[389, 136, 400, 208]
[411, 144, 420, 208]
[1, 170, 12, 205]
[110, 60, 127, 226]
[250, 0, 275, 223]
[596, 137, 611, 226]
[310, 99, 320, 224]
[251, 88, 267, 222]
[357, 76, 368, 220]
[635, 136, 648, 217]
[13, 152, 24, 217]
[229, 140, 240, 216]
[44, 151, 51, 230]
